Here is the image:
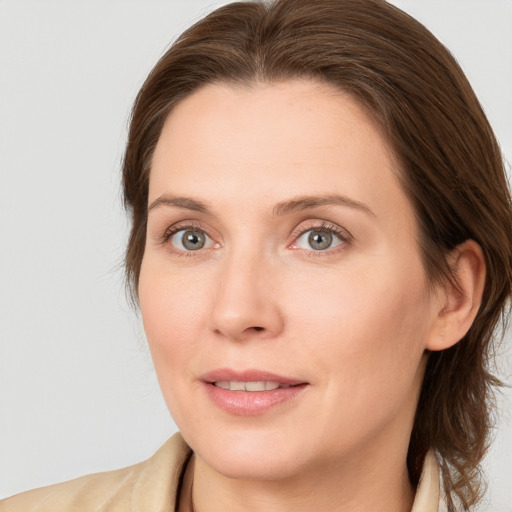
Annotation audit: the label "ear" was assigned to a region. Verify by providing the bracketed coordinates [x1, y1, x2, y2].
[426, 240, 486, 351]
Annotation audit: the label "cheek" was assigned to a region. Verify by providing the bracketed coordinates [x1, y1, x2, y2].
[286, 264, 431, 451]
[289, 257, 431, 394]
[138, 260, 212, 427]
[138, 260, 209, 372]
[293, 255, 428, 336]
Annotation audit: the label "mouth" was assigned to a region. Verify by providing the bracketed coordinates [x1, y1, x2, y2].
[212, 381, 297, 391]
[201, 369, 307, 389]
[201, 369, 309, 415]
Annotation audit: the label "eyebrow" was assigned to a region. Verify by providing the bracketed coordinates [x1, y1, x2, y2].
[147, 193, 374, 217]
[272, 194, 375, 217]
[148, 195, 211, 214]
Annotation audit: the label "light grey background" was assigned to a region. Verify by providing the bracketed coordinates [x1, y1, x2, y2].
[0, 1, 511, 509]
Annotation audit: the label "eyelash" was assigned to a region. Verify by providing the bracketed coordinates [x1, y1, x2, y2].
[159, 220, 352, 257]
[160, 222, 203, 243]
[289, 221, 352, 256]
[159, 222, 213, 257]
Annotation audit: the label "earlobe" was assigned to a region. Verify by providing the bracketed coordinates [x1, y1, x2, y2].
[426, 240, 486, 352]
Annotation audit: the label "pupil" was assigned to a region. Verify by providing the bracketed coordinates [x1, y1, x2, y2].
[309, 230, 332, 250]
[183, 230, 205, 250]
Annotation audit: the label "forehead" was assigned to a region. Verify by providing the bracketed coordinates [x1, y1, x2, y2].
[149, 79, 412, 231]
[152, 79, 393, 170]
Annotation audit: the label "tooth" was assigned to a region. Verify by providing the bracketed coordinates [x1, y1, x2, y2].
[245, 381, 266, 391]
[214, 380, 284, 391]
[230, 381, 245, 391]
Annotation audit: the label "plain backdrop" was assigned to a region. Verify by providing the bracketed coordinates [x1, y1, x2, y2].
[0, 1, 511, 509]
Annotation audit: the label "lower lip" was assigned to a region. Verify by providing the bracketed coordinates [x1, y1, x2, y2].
[204, 383, 308, 416]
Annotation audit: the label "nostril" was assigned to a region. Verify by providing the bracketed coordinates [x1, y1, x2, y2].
[252, 326, 264, 332]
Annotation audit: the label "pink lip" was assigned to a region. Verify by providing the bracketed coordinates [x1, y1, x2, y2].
[200, 368, 309, 416]
[201, 368, 306, 386]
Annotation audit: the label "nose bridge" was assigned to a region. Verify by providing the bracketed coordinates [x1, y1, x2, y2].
[209, 241, 283, 340]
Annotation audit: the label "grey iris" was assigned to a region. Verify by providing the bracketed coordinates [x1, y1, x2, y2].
[182, 230, 206, 250]
[308, 230, 333, 250]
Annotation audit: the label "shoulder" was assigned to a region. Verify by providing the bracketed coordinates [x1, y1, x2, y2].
[0, 433, 191, 512]
[0, 464, 140, 512]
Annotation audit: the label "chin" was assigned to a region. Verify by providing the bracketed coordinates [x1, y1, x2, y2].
[183, 423, 309, 481]
[208, 448, 305, 481]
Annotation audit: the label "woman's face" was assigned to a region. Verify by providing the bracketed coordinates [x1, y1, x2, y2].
[139, 80, 442, 480]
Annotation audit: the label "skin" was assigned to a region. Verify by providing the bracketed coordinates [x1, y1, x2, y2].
[138, 80, 485, 512]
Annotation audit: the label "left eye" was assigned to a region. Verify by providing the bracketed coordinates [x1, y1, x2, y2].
[295, 228, 344, 251]
[170, 228, 213, 251]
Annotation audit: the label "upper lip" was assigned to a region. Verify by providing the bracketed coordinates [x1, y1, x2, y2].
[201, 368, 307, 386]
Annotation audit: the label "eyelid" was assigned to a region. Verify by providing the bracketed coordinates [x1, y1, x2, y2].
[160, 221, 204, 244]
[159, 220, 220, 254]
[171, 228, 214, 251]
[289, 220, 353, 251]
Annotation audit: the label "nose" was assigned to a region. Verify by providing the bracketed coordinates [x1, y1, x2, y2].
[208, 250, 284, 341]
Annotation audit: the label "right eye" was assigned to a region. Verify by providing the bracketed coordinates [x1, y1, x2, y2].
[169, 228, 213, 251]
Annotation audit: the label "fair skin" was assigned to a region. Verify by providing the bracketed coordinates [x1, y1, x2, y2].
[139, 80, 485, 512]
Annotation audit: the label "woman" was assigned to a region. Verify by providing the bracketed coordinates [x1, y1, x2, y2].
[2, 0, 510, 510]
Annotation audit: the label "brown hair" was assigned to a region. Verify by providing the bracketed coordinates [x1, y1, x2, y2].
[122, 0, 512, 508]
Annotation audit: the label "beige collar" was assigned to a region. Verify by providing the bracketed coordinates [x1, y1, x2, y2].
[411, 450, 447, 512]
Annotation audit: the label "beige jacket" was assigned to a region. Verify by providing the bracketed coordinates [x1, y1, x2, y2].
[1, 433, 447, 512]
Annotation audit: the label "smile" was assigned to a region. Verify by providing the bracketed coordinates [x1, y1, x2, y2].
[213, 381, 294, 391]
[201, 370, 309, 415]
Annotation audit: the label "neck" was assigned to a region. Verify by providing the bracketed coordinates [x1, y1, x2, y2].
[179, 441, 415, 512]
